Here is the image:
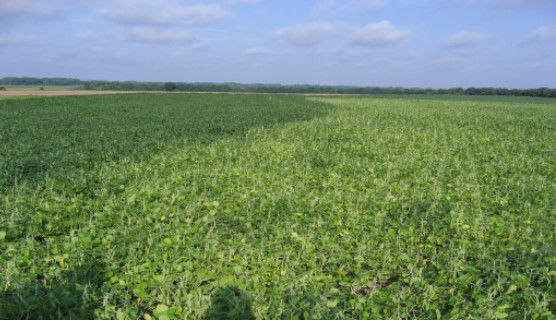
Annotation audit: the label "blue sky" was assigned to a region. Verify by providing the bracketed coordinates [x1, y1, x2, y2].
[1, 0, 555, 88]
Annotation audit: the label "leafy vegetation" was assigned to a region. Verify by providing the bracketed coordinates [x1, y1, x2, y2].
[0, 85, 73, 91]
[0, 77, 81, 86]
[0, 94, 554, 319]
[80, 81, 556, 98]
[164, 82, 178, 92]
[2, 77, 555, 97]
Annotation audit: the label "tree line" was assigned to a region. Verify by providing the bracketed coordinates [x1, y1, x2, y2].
[0, 77, 82, 86]
[1, 77, 555, 97]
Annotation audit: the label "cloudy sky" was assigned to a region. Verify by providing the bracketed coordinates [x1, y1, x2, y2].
[1, 0, 555, 88]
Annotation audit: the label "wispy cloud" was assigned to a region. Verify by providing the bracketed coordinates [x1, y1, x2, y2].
[315, 0, 385, 16]
[125, 27, 196, 44]
[97, 0, 228, 26]
[77, 31, 102, 42]
[522, 25, 556, 44]
[0, 0, 57, 20]
[346, 0, 386, 11]
[0, 33, 39, 46]
[426, 0, 552, 9]
[476, 0, 552, 8]
[243, 47, 273, 55]
[222, 0, 265, 5]
[444, 31, 491, 48]
[273, 22, 335, 46]
[348, 21, 411, 46]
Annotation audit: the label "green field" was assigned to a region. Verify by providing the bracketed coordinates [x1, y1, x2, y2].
[0, 94, 554, 319]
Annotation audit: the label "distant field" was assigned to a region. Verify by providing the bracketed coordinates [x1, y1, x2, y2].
[0, 94, 554, 319]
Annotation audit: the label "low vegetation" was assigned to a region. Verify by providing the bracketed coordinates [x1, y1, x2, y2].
[0, 77, 82, 86]
[0, 85, 72, 92]
[0, 94, 554, 319]
[164, 82, 178, 92]
[2, 77, 555, 97]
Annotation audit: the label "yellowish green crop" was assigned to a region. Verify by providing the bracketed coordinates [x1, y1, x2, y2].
[0, 94, 554, 319]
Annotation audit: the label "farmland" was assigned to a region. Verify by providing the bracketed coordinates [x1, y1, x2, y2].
[0, 93, 554, 319]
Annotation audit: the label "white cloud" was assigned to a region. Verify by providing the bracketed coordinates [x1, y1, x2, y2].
[125, 27, 196, 44]
[77, 31, 102, 42]
[523, 25, 556, 44]
[222, 0, 264, 4]
[191, 41, 207, 49]
[348, 21, 411, 46]
[444, 31, 491, 48]
[0, 33, 39, 45]
[243, 47, 273, 55]
[315, 0, 385, 16]
[477, 0, 552, 8]
[423, 0, 552, 8]
[97, 0, 228, 26]
[347, 0, 386, 11]
[273, 22, 335, 46]
[0, 0, 56, 19]
[314, 0, 336, 15]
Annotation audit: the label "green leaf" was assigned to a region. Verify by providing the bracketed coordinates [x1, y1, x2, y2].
[154, 304, 169, 315]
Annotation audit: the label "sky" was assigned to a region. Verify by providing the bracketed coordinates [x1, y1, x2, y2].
[1, 0, 555, 88]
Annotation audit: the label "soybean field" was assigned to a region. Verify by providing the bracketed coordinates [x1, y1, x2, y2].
[0, 94, 554, 319]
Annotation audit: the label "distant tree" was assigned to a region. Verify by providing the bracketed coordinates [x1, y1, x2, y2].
[74, 79, 556, 98]
[39, 87, 44, 91]
[0, 86, 5, 91]
[0, 77, 81, 86]
[164, 82, 177, 92]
